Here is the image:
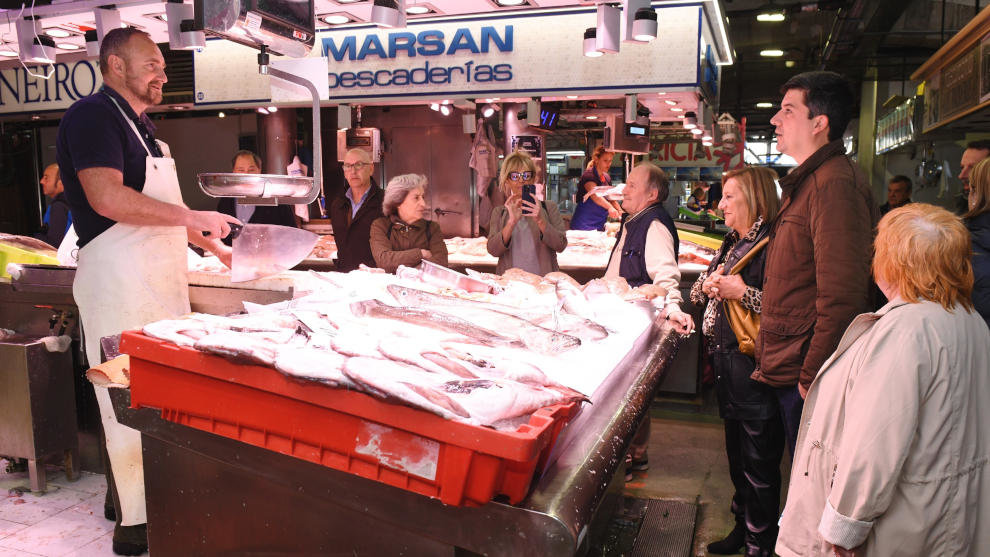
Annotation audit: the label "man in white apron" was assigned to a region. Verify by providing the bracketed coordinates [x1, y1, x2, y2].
[56, 28, 239, 556]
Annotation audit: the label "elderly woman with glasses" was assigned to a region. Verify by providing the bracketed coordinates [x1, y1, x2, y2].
[775, 203, 990, 557]
[369, 173, 447, 273]
[486, 150, 567, 275]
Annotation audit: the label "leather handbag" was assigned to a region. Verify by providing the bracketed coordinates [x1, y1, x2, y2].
[722, 238, 769, 356]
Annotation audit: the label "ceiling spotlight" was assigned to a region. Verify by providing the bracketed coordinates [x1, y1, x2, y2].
[31, 114, 41, 120]
[760, 49, 784, 57]
[371, 0, 406, 28]
[566, 95, 578, 99]
[171, 105, 186, 110]
[322, 14, 351, 25]
[595, 3, 620, 54]
[657, 92, 667, 95]
[55, 42, 80, 50]
[337, 0, 363, 3]
[702, 133, 713, 141]
[632, 8, 658, 42]
[664, 99, 677, 106]
[691, 127, 703, 135]
[670, 106, 684, 112]
[756, 102, 774, 108]
[439, 104, 452, 116]
[583, 28, 603, 58]
[0, 45, 17, 57]
[757, 11, 785, 22]
[683, 111, 697, 129]
[406, 5, 432, 15]
[481, 103, 497, 118]
[785, 60, 796, 68]
[495, 0, 526, 5]
[45, 28, 71, 38]
[218, 111, 226, 118]
[84, 30, 99, 57]
[702, 140, 713, 147]
[585, 115, 599, 120]
[267, 106, 278, 113]
[257, 107, 270, 115]
[430, 102, 440, 111]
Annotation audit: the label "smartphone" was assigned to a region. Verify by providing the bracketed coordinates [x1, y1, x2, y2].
[522, 184, 537, 212]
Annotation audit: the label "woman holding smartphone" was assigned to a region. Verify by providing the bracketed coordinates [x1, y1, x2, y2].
[487, 150, 568, 275]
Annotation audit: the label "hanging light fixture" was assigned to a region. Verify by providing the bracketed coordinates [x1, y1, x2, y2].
[757, 1, 786, 22]
[371, 0, 407, 28]
[683, 111, 698, 129]
[439, 104, 452, 116]
[583, 28, 602, 57]
[631, 8, 658, 42]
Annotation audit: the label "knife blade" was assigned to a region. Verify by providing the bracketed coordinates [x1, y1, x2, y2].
[231, 224, 318, 282]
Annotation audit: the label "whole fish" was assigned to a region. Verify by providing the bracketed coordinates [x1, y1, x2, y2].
[274, 346, 353, 388]
[378, 336, 477, 378]
[349, 299, 523, 349]
[555, 281, 598, 322]
[385, 285, 581, 355]
[435, 377, 586, 428]
[143, 317, 215, 347]
[193, 331, 279, 367]
[342, 357, 475, 423]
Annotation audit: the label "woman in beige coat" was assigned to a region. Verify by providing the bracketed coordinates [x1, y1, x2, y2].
[776, 203, 990, 557]
[486, 150, 567, 275]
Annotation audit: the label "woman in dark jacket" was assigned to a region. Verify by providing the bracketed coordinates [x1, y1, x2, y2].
[369, 173, 447, 273]
[690, 167, 781, 557]
[964, 157, 990, 324]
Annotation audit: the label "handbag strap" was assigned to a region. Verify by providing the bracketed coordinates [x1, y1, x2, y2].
[728, 237, 769, 275]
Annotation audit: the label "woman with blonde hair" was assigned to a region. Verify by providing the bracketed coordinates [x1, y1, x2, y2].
[570, 146, 621, 230]
[486, 150, 567, 275]
[369, 173, 447, 273]
[963, 157, 990, 323]
[776, 203, 990, 557]
[690, 166, 782, 556]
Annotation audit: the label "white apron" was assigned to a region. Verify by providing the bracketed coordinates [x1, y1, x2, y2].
[73, 95, 190, 526]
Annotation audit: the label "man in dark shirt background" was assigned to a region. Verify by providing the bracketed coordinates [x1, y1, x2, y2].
[34, 163, 71, 248]
[879, 175, 912, 215]
[216, 150, 297, 245]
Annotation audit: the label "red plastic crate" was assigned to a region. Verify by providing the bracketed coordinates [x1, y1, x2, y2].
[121, 331, 579, 507]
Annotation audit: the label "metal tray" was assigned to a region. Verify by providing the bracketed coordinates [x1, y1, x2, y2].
[198, 173, 320, 204]
[418, 260, 494, 293]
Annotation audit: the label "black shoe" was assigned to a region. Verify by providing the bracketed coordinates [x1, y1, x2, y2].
[113, 523, 148, 556]
[707, 521, 746, 555]
[628, 455, 649, 472]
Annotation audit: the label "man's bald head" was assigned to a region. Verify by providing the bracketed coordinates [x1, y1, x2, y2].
[40, 163, 61, 197]
[344, 148, 372, 164]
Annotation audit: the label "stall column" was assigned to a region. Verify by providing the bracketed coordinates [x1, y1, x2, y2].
[258, 108, 297, 175]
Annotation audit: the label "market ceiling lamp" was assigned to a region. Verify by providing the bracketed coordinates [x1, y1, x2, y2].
[683, 111, 698, 129]
[624, 93, 638, 123]
[371, 0, 407, 29]
[757, 1, 786, 22]
[166, 0, 205, 51]
[631, 7, 658, 42]
[526, 98, 540, 126]
[760, 49, 785, 57]
[480, 103, 498, 118]
[583, 28, 602, 58]
[16, 18, 56, 64]
[84, 30, 99, 57]
[338, 104, 351, 130]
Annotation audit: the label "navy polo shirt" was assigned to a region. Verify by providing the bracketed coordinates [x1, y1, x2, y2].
[56, 85, 165, 248]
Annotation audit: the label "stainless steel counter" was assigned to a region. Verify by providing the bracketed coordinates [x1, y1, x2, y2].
[111, 318, 685, 556]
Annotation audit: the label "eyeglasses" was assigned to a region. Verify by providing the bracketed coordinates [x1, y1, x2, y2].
[342, 162, 369, 171]
[507, 171, 534, 181]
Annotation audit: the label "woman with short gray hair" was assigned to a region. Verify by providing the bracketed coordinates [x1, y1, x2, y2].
[369, 173, 447, 273]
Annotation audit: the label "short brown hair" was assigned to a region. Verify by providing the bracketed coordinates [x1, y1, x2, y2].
[873, 203, 973, 311]
[722, 166, 781, 227]
[963, 157, 990, 219]
[498, 150, 537, 196]
[99, 27, 152, 74]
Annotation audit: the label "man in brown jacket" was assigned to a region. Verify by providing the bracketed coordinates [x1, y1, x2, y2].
[753, 71, 877, 457]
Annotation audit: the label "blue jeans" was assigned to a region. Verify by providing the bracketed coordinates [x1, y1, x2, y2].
[773, 384, 804, 457]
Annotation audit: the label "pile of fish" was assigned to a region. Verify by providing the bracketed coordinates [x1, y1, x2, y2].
[140, 269, 629, 429]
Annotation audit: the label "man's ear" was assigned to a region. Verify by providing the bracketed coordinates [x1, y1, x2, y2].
[812, 114, 830, 138]
[109, 54, 125, 76]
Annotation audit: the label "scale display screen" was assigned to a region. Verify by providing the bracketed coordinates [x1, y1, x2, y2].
[626, 123, 648, 136]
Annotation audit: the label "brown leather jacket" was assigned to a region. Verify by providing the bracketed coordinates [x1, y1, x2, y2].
[369, 216, 448, 273]
[752, 140, 878, 390]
